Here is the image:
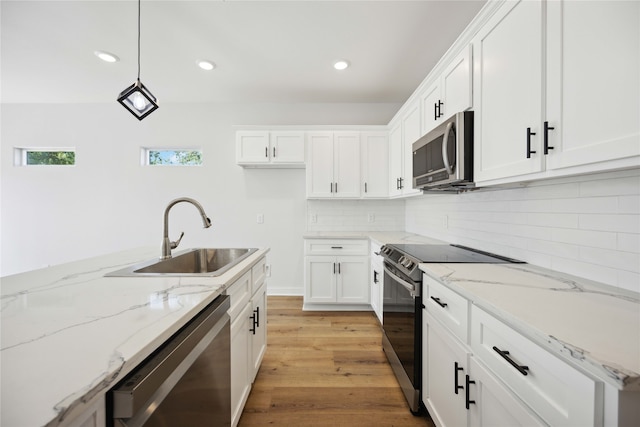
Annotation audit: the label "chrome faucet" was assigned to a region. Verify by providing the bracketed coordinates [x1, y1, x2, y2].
[161, 197, 212, 259]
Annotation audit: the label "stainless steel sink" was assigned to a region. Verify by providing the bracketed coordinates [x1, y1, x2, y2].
[105, 248, 258, 277]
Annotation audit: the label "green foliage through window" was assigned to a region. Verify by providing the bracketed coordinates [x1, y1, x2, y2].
[148, 150, 202, 166]
[26, 151, 75, 165]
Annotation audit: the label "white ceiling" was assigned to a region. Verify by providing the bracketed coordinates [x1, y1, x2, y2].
[1, 0, 485, 105]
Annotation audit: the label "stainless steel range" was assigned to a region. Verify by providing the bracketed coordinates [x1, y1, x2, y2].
[378, 243, 523, 414]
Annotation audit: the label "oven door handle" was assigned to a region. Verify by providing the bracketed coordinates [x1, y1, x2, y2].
[384, 265, 420, 298]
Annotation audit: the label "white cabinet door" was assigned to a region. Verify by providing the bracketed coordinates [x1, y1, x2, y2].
[334, 132, 361, 198]
[473, 0, 545, 183]
[336, 255, 369, 304]
[370, 259, 383, 323]
[424, 314, 470, 427]
[306, 132, 334, 198]
[401, 102, 422, 196]
[361, 132, 389, 198]
[270, 131, 305, 164]
[250, 283, 267, 382]
[388, 123, 403, 197]
[230, 303, 252, 427]
[421, 45, 472, 136]
[236, 131, 270, 164]
[545, 0, 640, 170]
[421, 81, 442, 136]
[441, 45, 472, 120]
[304, 256, 337, 303]
[468, 357, 546, 427]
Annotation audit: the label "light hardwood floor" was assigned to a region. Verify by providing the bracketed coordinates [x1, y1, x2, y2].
[238, 296, 435, 427]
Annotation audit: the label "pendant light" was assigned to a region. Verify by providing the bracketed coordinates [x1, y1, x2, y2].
[117, 0, 158, 120]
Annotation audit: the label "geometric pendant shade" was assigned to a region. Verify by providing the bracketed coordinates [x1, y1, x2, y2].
[117, 78, 159, 121]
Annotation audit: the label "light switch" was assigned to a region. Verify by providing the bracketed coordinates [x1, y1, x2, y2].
[257, 213, 264, 224]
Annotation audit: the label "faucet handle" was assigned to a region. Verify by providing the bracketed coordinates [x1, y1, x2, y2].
[171, 231, 185, 250]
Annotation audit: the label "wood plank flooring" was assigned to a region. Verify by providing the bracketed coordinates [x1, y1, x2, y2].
[238, 296, 435, 427]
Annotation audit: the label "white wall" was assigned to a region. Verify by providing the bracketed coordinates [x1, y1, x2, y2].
[0, 101, 400, 296]
[405, 169, 640, 293]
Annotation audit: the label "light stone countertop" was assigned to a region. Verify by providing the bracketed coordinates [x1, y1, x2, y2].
[419, 262, 640, 391]
[0, 246, 269, 427]
[303, 231, 446, 246]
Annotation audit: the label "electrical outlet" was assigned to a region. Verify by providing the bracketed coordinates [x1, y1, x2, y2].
[368, 213, 375, 223]
[265, 264, 271, 277]
[311, 213, 317, 223]
[257, 213, 264, 224]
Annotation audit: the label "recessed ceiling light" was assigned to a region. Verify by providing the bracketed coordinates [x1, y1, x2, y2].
[94, 50, 119, 63]
[333, 60, 350, 71]
[197, 60, 216, 71]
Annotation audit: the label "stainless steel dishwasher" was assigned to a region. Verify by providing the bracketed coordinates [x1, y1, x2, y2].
[109, 295, 231, 427]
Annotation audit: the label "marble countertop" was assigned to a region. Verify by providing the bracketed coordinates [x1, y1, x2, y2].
[303, 231, 446, 246]
[419, 262, 640, 391]
[0, 246, 269, 427]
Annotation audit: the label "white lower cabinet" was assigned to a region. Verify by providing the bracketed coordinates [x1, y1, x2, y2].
[468, 357, 545, 427]
[230, 303, 252, 427]
[227, 257, 268, 427]
[423, 273, 603, 427]
[370, 242, 384, 323]
[423, 312, 470, 427]
[303, 239, 370, 310]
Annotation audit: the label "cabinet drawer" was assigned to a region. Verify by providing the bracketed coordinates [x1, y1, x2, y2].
[305, 239, 368, 255]
[251, 257, 266, 295]
[471, 305, 601, 426]
[424, 274, 469, 343]
[226, 270, 251, 322]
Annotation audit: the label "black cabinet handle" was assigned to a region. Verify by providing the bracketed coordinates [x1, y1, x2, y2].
[454, 362, 464, 395]
[330, 183, 333, 193]
[465, 375, 476, 409]
[434, 102, 439, 120]
[338, 263, 341, 274]
[273, 147, 276, 157]
[430, 296, 448, 308]
[331, 246, 343, 249]
[544, 121, 555, 154]
[399, 177, 403, 189]
[335, 182, 338, 193]
[254, 306, 260, 328]
[265, 147, 268, 158]
[437, 100, 444, 118]
[250, 313, 256, 334]
[493, 346, 529, 375]
[365, 182, 368, 193]
[373, 270, 379, 283]
[396, 178, 400, 190]
[333, 262, 336, 274]
[526, 127, 537, 158]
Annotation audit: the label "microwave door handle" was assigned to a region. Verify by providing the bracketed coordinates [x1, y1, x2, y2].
[442, 121, 455, 175]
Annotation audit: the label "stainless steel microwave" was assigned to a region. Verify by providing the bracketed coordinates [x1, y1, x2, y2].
[412, 111, 474, 191]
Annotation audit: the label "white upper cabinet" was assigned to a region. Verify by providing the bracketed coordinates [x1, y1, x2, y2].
[545, 0, 640, 171]
[306, 132, 361, 198]
[361, 132, 389, 198]
[389, 102, 422, 198]
[474, 0, 640, 186]
[472, 0, 545, 183]
[422, 45, 473, 135]
[236, 130, 305, 167]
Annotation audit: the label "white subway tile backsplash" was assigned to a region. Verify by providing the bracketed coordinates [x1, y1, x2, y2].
[306, 199, 404, 232]
[579, 214, 640, 233]
[405, 168, 640, 291]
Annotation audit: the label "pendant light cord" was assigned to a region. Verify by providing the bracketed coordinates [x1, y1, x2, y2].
[137, 0, 141, 81]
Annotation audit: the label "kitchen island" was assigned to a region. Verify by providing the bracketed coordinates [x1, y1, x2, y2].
[0, 246, 269, 427]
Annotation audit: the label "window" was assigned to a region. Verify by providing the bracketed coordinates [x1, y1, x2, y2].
[14, 148, 76, 166]
[142, 148, 203, 166]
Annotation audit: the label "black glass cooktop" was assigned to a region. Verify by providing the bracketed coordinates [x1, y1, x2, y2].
[390, 244, 524, 264]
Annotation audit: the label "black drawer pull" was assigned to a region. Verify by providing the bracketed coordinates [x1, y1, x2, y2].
[454, 362, 464, 395]
[249, 313, 256, 334]
[465, 375, 476, 409]
[430, 296, 448, 308]
[331, 246, 343, 249]
[544, 121, 555, 154]
[493, 346, 529, 376]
